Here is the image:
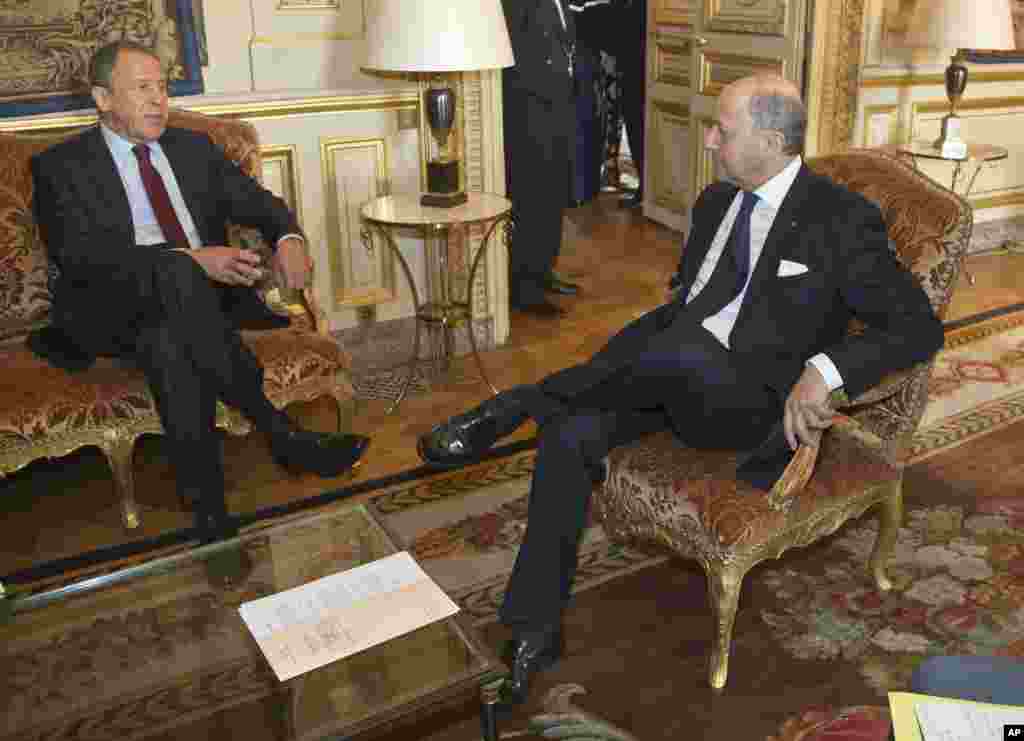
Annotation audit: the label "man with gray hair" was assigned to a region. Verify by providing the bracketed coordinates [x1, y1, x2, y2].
[417, 74, 943, 705]
[30, 41, 370, 547]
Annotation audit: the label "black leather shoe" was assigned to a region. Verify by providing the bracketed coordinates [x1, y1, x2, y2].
[619, 190, 643, 209]
[418, 394, 528, 469]
[271, 428, 370, 478]
[499, 629, 564, 706]
[544, 273, 580, 296]
[510, 299, 566, 318]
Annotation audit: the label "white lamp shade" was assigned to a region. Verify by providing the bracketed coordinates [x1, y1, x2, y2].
[905, 0, 1014, 51]
[364, 0, 515, 72]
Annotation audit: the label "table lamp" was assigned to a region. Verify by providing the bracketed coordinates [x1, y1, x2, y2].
[905, 0, 1014, 159]
[364, 0, 515, 207]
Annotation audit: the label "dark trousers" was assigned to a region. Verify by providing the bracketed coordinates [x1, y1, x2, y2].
[618, 0, 646, 191]
[497, 316, 782, 632]
[504, 81, 575, 306]
[120, 253, 280, 541]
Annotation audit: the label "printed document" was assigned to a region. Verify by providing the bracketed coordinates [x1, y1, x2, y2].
[239, 551, 460, 681]
[889, 691, 1024, 741]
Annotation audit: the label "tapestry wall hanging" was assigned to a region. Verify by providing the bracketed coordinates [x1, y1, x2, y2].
[0, 0, 205, 118]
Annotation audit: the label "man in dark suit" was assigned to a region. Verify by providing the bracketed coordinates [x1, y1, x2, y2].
[30, 41, 370, 544]
[417, 75, 944, 704]
[502, 0, 582, 317]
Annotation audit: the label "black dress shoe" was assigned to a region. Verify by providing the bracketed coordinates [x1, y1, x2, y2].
[271, 427, 370, 478]
[510, 299, 565, 318]
[417, 393, 529, 469]
[619, 190, 643, 209]
[499, 629, 564, 706]
[544, 275, 579, 296]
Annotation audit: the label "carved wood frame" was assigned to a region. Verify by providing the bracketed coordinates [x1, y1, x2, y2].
[805, 0, 866, 156]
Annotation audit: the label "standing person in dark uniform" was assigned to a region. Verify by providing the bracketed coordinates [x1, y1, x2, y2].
[617, 0, 646, 207]
[502, 0, 582, 318]
[576, 0, 646, 207]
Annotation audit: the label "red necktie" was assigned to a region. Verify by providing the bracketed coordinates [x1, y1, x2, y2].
[132, 143, 190, 248]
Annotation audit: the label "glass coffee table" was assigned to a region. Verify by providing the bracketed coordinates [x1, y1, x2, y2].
[0, 504, 506, 741]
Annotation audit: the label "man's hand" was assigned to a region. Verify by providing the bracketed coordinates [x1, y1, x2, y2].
[272, 236, 312, 290]
[189, 246, 265, 286]
[783, 365, 835, 450]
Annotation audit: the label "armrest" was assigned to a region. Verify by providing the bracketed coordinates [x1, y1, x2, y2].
[765, 413, 888, 512]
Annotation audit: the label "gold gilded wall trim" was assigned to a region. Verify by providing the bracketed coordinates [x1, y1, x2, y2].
[805, 0, 864, 155]
[252, 32, 365, 44]
[698, 52, 784, 97]
[912, 96, 1024, 117]
[704, 0, 787, 36]
[277, 0, 340, 9]
[655, 0, 695, 26]
[973, 192, 1024, 210]
[654, 35, 692, 88]
[321, 137, 394, 308]
[0, 92, 420, 133]
[261, 145, 303, 224]
[861, 70, 1024, 89]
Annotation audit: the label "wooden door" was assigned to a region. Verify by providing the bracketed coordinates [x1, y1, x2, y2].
[644, 0, 808, 232]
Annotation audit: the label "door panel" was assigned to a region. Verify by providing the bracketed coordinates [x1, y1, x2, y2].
[643, 0, 806, 231]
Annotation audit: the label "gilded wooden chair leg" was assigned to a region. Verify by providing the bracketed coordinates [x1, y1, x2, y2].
[870, 479, 904, 592]
[100, 433, 141, 530]
[706, 563, 746, 690]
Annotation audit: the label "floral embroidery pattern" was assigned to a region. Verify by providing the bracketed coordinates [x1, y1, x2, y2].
[760, 498, 1024, 695]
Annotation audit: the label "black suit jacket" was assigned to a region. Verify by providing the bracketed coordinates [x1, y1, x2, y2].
[542, 165, 944, 405]
[502, 0, 576, 104]
[30, 125, 300, 360]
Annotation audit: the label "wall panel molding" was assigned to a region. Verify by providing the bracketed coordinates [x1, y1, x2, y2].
[321, 137, 395, 309]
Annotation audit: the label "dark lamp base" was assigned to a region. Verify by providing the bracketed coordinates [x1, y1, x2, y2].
[421, 190, 468, 208]
[427, 159, 460, 194]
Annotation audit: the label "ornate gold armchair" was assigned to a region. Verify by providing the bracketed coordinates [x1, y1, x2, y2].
[593, 148, 972, 689]
[0, 109, 356, 529]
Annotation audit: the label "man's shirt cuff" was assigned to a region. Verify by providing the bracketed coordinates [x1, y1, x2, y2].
[277, 233, 304, 248]
[808, 353, 844, 392]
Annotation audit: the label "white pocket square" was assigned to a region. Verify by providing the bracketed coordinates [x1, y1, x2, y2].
[777, 259, 809, 277]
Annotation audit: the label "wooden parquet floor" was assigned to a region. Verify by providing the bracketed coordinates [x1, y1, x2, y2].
[2, 196, 1024, 577]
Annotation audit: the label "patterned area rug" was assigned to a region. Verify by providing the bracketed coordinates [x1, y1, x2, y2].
[371, 450, 666, 625]
[909, 312, 1024, 462]
[759, 495, 1024, 697]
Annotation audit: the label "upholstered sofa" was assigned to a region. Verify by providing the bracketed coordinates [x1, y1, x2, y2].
[0, 108, 356, 529]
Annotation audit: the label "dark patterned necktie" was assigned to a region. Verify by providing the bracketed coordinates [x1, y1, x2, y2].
[683, 190, 759, 320]
[132, 143, 190, 248]
[728, 190, 759, 298]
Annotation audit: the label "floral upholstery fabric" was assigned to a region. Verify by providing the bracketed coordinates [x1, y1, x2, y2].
[0, 109, 353, 526]
[601, 420, 899, 552]
[765, 706, 891, 741]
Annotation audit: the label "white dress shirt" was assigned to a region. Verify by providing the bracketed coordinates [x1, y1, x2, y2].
[102, 124, 202, 248]
[101, 124, 303, 253]
[685, 156, 844, 391]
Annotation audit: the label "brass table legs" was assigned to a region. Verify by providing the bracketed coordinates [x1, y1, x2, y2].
[364, 215, 509, 414]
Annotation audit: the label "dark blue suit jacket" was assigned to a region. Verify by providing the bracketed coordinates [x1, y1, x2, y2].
[30, 125, 299, 360]
[541, 165, 943, 408]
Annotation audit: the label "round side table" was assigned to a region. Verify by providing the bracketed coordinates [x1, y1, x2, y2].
[360, 192, 512, 413]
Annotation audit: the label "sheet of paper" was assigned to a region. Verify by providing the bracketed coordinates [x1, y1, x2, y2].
[916, 699, 1024, 741]
[889, 691, 1024, 741]
[239, 551, 459, 681]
